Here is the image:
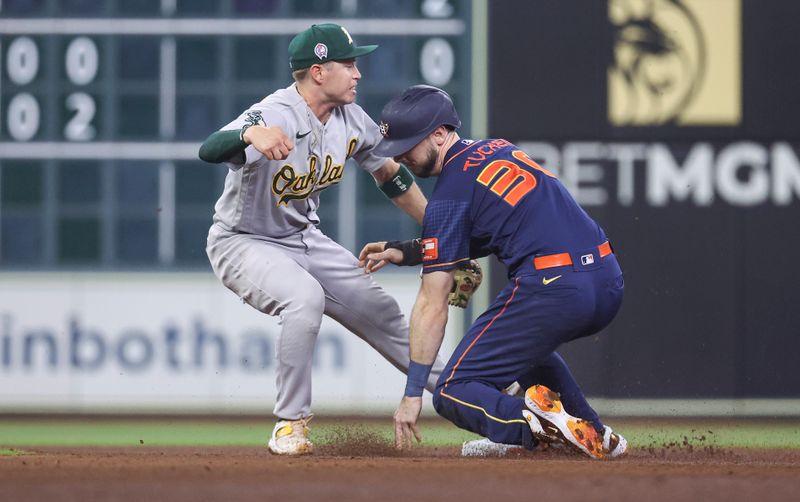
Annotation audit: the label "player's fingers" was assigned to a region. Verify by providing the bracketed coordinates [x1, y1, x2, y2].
[411, 423, 422, 444]
[368, 259, 387, 273]
[269, 146, 287, 160]
[402, 424, 413, 449]
[394, 420, 405, 449]
[364, 254, 379, 272]
[359, 242, 385, 258]
[366, 251, 388, 263]
[283, 138, 295, 151]
[270, 147, 285, 160]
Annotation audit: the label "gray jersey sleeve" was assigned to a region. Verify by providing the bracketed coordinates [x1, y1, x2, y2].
[221, 103, 290, 171]
[349, 106, 389, 174]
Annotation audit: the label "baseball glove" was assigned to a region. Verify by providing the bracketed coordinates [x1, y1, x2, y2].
[448, 259, 483, 308]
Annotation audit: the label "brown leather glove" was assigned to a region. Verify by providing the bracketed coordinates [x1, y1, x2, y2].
[448, 260, 483, 308]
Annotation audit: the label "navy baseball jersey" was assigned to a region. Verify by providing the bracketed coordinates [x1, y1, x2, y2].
[421, 139, 607, 275]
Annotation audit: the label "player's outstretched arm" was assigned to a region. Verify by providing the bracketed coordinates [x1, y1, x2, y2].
[394, 269, 453, 449]
[358, 239, 422, 273]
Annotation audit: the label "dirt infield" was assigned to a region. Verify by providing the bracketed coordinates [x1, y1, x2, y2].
[2, 444, 799, 502]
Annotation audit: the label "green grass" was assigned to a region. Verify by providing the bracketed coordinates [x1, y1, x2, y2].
[0, 418, 798, 450]
[621, 420, 800, 449]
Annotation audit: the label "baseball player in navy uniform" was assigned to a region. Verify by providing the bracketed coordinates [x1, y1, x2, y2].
[360, 86, 628, 459]
[198, 25, 446, 456]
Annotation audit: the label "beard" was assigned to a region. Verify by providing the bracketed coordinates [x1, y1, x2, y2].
[414, 146, 439, 178]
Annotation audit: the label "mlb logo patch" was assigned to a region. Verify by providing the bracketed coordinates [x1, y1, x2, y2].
[314, 43, 328, 60]
[421, 238, 438, 261]
[580, 254, 595, 266]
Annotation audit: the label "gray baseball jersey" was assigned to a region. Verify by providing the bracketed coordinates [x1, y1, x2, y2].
[213, 84, 385, 237]
[206, 83, 445, 420]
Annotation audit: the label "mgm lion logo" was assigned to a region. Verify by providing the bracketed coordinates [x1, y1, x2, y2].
[608, 0, 741, 126]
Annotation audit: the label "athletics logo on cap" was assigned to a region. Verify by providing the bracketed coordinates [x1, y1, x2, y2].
[379, 121, 389, 137]
[314, 43, 328, 60]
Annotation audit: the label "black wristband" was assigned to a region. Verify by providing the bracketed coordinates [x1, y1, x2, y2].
[384, 239, 423, 266]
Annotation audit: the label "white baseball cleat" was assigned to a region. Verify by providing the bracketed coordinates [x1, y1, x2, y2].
[462, 413, 565, 457]
[524, 384, 605, 459]
[602, 425, 628, 458]
[268, 415, 314, 455]
[461, 438, 525, 457]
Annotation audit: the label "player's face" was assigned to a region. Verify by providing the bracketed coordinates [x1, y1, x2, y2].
[395, 139, 438, 178]
[320, 59, 361, 105]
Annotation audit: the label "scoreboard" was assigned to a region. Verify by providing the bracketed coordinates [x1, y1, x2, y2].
[0, 0, 473, 268]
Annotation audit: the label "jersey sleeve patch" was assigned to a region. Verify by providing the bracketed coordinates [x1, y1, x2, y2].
[421, 238, 438, 261]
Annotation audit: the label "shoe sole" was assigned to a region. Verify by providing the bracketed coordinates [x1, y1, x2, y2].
[524, 385, 604, 459]
[461, 438, 525, 457]
[267, 440, 313, 456]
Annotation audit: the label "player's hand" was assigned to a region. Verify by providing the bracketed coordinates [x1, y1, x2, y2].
[243, 125, 294, 160]
[357, 241, 403, 273]
[393, 395, 423, 449]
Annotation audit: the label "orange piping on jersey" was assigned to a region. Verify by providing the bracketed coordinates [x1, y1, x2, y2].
[443, 144, 474, 169]
[422, 257, 471, 270]
[442, 277, 521, 389]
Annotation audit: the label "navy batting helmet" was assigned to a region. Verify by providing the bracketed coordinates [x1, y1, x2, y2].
[373, 85, 461, 158]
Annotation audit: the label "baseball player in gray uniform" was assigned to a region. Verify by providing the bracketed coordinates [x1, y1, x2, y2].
[198, 24, 445, 455]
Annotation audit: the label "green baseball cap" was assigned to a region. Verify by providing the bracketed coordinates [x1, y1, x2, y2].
[288, 23, 378, 70]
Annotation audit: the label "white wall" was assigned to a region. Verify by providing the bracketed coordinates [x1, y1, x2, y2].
[0, 271, 463, 414]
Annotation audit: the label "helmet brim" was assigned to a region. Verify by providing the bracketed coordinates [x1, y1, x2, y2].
[372, 129, 432, 158]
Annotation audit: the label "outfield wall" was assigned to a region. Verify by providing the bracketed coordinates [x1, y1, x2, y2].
[0, 271, 463, 415]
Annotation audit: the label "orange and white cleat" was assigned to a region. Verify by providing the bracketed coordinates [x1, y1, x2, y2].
[268, 415, 314, 455]
[524, 384, 605, 459]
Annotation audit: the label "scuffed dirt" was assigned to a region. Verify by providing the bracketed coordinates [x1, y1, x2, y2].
[1, 445, 798, 502]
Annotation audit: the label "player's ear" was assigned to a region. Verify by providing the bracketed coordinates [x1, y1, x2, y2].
[432, 125, 449, 144]
[309, 64, 325, 84]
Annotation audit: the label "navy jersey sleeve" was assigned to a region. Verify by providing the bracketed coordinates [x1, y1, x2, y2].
[421, 199, 472, 273]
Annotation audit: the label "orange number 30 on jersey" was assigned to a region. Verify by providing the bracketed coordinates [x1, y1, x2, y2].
[476, 150, 557, 206]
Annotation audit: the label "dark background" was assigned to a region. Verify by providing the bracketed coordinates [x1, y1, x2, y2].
[487, 1, 800, 398]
